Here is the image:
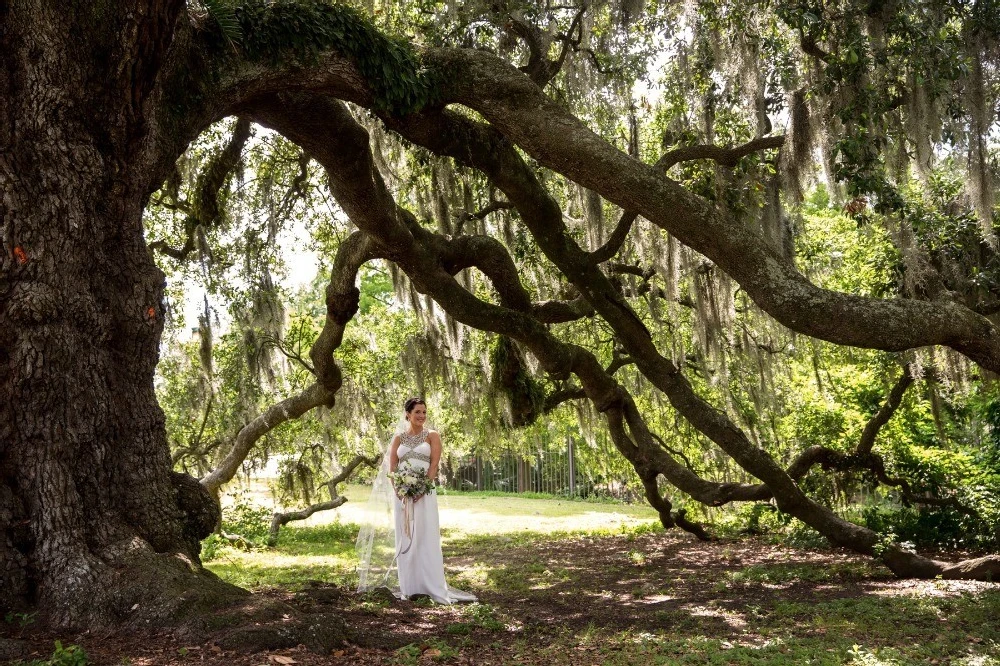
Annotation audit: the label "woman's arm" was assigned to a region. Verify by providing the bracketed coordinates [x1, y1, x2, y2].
[427, 431, 442, 480]
[388, 435, 401, 473]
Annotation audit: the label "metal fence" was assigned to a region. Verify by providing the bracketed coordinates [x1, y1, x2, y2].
[441, 439, 641, 501]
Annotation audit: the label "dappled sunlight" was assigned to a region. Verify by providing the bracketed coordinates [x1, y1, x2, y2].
[863, 577, 999, 599]
[191, 494, 1000, 665]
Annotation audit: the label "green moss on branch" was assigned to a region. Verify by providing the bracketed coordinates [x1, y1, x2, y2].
[235, 0, 439, 114]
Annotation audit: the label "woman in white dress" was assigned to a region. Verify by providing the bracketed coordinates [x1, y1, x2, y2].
[356, 397, 476, 604]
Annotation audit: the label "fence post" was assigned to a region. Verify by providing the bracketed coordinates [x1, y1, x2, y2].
[568, 436, 576, 497]
[475, 455, 483, 491]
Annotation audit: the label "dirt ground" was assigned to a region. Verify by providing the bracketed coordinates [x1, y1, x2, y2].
[5, 532, 999, 665]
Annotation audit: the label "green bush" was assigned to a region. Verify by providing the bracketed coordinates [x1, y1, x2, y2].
[199, 490, 274, 560]
[862, 498, 999, 551]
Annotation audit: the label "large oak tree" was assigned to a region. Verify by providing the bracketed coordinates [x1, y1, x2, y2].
[2, 0, 999, 629]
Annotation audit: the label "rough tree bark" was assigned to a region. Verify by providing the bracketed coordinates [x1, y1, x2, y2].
[0, 1, 250, 627]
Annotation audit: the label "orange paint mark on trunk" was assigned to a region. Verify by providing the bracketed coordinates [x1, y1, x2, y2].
[13, 246, 28, 265]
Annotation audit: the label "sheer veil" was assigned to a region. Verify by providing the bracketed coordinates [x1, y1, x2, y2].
[355, 414, 409, 593]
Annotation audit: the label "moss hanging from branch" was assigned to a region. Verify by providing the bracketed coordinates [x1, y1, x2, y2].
[489, 335, 545, 427]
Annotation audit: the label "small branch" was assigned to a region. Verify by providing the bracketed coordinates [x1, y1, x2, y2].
[531, 296, 595, 323]
[657, 135, 786, 172]
[607, 262, 653, 279]
[268, 454, 378, 545]
[507, 13, 558, 86]
[150, 116, 252, 261]
[650, 431, 695, 472]
[548, 6, 587, 82]
[324, 453, 379, 491]
[856, 365, 914, 455]
[590, 211, 637, 263]
[271, 332, 317, 375]
[543, 387, 587, 412]
[800, 31, 831, 63]
[606, 355, 634, 376]
[507, 6, 586, 87]
[454, 200, 514, 236]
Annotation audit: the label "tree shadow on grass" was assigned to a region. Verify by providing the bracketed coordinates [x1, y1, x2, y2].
[15, 525, 999, 665]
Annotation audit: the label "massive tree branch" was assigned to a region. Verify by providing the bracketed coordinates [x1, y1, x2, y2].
[236, 82, 999, 579]
[247, 93, 756, 520]
[366, 103, 999, 578]
[420, 48, 1000, 372]
[178, 20, 1000, 376]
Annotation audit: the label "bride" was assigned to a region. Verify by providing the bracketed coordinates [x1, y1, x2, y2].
[356, 397, 476, 604]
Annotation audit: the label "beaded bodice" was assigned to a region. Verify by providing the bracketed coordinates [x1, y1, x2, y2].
[398, 429, 431, 470]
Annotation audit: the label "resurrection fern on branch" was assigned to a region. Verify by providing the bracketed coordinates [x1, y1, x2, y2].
[234, 0, 440, 114]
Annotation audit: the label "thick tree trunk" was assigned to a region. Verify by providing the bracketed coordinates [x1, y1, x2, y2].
[0, 1, 242, 629]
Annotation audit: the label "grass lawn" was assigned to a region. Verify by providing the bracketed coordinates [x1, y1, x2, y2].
[10, 491, 999, 665]
[207, 485, 661, 590]
[200, 490, 1000, 665]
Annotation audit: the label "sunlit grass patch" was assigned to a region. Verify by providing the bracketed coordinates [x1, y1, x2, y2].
[727, 560, 887, 586]
[251, 483, 661, 537]
[206, 550, 357, 590]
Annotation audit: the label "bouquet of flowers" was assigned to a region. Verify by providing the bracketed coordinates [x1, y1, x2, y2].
[390, 463, 435, 543]
[389, 463, 435, 501]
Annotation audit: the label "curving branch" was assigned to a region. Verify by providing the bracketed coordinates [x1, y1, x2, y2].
[590, 211, 637, 264]
[267, 454, 378, 545]
[200, 231, 376, 496]
[656, 135, 786, 171]
[857, 365, 914, 455]
[200, 382, 334, 496]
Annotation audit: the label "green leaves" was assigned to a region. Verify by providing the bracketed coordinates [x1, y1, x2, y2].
[204, 0, 244, 46]
[232, 0, 440, 115]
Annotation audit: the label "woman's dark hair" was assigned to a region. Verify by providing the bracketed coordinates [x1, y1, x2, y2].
[404, 397, 426, 413]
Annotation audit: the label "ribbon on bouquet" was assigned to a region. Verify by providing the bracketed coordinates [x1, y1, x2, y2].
[396, 496, 417, 557]
[403, 497, 414, 540]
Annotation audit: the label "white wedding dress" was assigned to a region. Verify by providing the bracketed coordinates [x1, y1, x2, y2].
[393, 430, 477, 604]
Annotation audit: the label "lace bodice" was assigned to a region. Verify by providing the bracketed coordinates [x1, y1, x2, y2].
[397, 429, 432, 471]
